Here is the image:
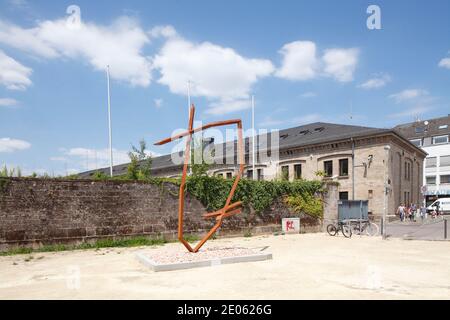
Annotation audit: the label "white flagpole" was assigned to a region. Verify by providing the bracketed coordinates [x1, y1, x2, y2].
[188, 80, 192, 175]
[106, 65, 113, 177]
[252, 95, 256, 180]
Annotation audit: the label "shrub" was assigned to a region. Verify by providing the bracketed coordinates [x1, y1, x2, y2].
[284, 193, 323, 219]
[127, 139, 153, 180]
[185, 175, 323, 213]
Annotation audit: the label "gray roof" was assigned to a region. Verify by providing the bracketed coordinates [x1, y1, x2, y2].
[393, 114, 450, 139]
[78, 121, 421, 178]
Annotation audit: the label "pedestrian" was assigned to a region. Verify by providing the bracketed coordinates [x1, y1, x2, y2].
[410, 203, 416, 222]
[397, 204, 405, 222]
[420, 205, 426, 222]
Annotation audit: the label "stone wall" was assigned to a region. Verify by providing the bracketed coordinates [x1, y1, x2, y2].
[0, 178, 324, 251]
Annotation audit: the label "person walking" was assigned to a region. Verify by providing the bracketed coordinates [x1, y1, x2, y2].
[410, 203, 416, 222]
[420, 205, 427, 222]
[397, 204, 405, 222]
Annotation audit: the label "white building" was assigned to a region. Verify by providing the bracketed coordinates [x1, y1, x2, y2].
[395, 115, 450, 205]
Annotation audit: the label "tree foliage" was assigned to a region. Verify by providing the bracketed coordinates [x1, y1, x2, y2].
[127, 139, 153, 180]
[185, 175, 323, 213]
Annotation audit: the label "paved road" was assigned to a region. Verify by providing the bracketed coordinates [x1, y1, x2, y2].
[386, 218, 449, 240]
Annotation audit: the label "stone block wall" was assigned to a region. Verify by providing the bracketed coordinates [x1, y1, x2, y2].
[0, 178, 324, 250]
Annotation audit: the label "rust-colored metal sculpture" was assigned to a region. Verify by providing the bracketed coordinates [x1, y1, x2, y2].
[154, 104, 244, 253]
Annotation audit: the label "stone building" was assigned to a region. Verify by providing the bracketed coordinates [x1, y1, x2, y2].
[79, 122, 426, 219]
[394, 115, 450, 206]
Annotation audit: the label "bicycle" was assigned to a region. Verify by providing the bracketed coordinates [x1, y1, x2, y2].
[348, 219, 379, 236]
[327, 221, 352, 238]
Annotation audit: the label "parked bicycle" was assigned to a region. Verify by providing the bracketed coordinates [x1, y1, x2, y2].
[327, 221, 352, 238]
[347, 219, 379, 236]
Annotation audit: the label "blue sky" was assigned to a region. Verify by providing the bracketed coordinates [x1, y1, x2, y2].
[0, 0, 449, 175]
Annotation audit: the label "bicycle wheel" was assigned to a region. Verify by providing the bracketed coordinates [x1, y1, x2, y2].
[327, 224, 337, 236]
[341, 224, 352, 238]
[351, 222, 362, 235]
[365, 222, 379, 236]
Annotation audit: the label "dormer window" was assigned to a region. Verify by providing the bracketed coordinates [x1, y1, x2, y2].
[432, 135, 449, 145]
[415, 127, 425, 134]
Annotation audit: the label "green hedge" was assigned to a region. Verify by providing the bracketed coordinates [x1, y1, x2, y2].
[184, 176, 323, 213]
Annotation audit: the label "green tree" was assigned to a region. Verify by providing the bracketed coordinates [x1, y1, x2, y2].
[127, 139, 153, 180]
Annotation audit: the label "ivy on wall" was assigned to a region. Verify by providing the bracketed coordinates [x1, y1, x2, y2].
[185, 176, 324, 214]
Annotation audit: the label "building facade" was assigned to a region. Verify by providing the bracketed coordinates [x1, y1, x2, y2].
[394, 115, 450, 206]
[80, 122, 426, 219]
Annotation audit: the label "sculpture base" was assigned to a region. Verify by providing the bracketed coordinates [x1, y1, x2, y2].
[136, 246, 272, 272]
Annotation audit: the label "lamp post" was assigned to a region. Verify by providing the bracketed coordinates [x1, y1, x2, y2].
[383, 145, 391, 238]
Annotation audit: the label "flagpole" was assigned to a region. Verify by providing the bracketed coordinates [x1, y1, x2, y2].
[252, 95, 256, 180]
[106, 65, 113, 177]
[188, 80, 192, 175]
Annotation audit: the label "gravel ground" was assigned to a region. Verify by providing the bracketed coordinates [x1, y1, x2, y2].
[142, 246, 266, 264]
[0, 233, 449, 300]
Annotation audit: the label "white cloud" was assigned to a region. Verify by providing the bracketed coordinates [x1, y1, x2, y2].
[439, 57, 450, 69]
[205, 98, 251, 116]
[275, 41, 359, 83]
[323, 48, 359, 82]
[0, 138, 31, 152]
[62, 147, 130, 170]
[154, 98, 163, 108]
[389, 89, 428, 103]
[275, 41, 319, 80]
[60, 147, 159, 171]
[359, 74, 391, 89]
[153, 35, 274, 114]
[0, 98, 19, 107]
[154, 37, 274, 99]
[0, 17, 152, 86]
[149, 25, 177, 39]
[0, 50, 32, 90]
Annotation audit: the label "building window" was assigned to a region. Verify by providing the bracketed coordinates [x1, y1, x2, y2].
[432, 135, 449, 145]
[404, 162, 407, 179]
[339, 159, 349, 177]
[426, 157, 437, 168]
[410, 139, 422, 147]
[439, 125, 448, 130]
[324, 160, 333, 177]
[441, 175, 450, 184]
[294, 164, 302, 180]
[339, 192, 349, 200]
[426, 176, 436, 185]
[368, 190, 373, 199]
[440, 155, 450, 167]
[415, 127, 425, 134]
[257, 169, 263, 181]
[246, 170, 253, 179]
[226, 172, 233, 179]
[281, 166, 289, 181]
[217, 173, 224, 178]
[404, 162, 411, 180]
